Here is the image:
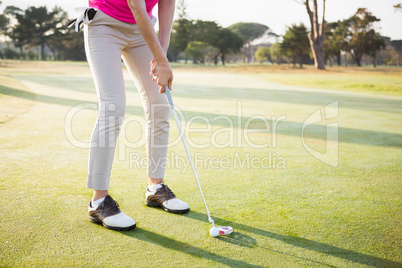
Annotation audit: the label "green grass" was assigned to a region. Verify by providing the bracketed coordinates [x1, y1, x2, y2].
[262, 70, 402, 96]
[0, 60, 401, 267]
[170, 63, 402, 96]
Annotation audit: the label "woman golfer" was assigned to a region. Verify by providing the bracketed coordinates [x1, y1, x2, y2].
[76, 0, 189, 231]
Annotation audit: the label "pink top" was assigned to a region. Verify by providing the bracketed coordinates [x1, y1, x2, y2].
[89, 0, 159, 24]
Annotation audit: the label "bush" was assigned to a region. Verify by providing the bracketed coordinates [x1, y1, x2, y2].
[19, 52, 27, 60]
[255, 47, 271, 63]
[2, 47, 19, 59]
[27, 51, 36, 60]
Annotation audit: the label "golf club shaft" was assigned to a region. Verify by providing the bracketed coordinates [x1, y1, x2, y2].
[165, 87, 214, 226]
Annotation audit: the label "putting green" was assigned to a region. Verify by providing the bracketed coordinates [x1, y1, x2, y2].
[0, 61, 401, 267]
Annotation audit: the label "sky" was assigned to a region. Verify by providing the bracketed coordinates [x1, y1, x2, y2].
[1, 0, 401, 40]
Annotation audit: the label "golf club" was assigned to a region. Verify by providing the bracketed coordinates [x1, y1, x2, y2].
[164, 86, 233, 237]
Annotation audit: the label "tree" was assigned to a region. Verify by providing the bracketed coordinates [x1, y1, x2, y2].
[46, 6, 69, 60]
[171, 18, 243, 65]
[391, 40, 402, 66]
[169, 0, 192, 62]
[170, 18, 192, 61]
[190, 20, 226, 64]
[214, 28, 243, 65]
[10, 6, 68, 60]
[324, 20, 349, 66]
[2, 5, 23, 52]
[184, 41, 213, 64]
[365, 33, 385, 67]
[394, 3, 402, 11]
[61, 30, 86, 61]
[255, 47, 271, 63]
[14, 6, 51, 60]
[0, 2, 6, 58]
[323, 22, 334, 65]
[347, 8, 382, 66]
[281, 24, 310, 68]
[3, 5, 23, 22]
[0, 2, 5, 48]
[170, 1, 244, 65]
[297, 0, 326, 69]
[191, 21, 243, 65]
[190, 20, 221, 46]
[228, 22, 269, 63]
[204, 45, 219, 64]
[0, 3, 8, 36]
[269, 43, 283, 64]
[176, 0, 187, 19]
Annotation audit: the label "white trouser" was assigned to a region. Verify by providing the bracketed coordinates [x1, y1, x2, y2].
[84, 10, 170, 190]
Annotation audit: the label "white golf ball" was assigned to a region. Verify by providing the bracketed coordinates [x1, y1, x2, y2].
[210, 227, 219, 237]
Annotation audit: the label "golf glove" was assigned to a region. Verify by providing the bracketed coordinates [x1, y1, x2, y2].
[67, 7, 97, 32]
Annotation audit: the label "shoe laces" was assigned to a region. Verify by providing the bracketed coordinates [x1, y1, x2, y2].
[100, 196, 120, 214]
[160, 184, 176, 200]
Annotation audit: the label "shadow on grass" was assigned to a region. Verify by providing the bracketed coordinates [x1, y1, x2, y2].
[0, 85, 144, 115]
[185, 211, 402, 268]
[1, 85, 401, 148]
[216, 231, 257, 248]
[10, 71, 402, 115]
[174, 84, 402, 114]
[179, 110, 402, 148]
[121, 228, 265, 268]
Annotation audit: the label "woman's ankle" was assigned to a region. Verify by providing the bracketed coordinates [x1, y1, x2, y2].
[149, 178, 163, 186]
[93, 190, 109, 201]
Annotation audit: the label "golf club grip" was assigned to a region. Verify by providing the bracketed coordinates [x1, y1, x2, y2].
[164, 85, 174, 109]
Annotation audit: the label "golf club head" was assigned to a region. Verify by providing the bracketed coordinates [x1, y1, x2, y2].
[210, 226, 234, 237]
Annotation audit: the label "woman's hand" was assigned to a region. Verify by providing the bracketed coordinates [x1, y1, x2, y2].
[127, 0, 175, 94]
[150, 58, 173, 93]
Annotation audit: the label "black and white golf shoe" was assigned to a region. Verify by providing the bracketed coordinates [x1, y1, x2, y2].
[145, 184, 190, 214]
[88, 195, 136, 231]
